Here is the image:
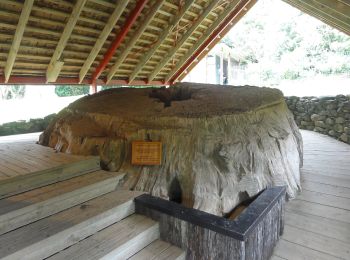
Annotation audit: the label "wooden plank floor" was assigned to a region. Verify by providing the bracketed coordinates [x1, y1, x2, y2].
[0, 133, 96, 181]
[272, 130, 350, 260]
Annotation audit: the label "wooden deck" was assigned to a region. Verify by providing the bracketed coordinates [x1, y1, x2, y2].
[272, 130, 350, 260]
[1, 131, 349, 259]
[0, 133, 95, 181]
[0, 133, 100, 199]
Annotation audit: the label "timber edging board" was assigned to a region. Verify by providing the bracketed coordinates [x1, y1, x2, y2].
[0, 157, 100, 199]
[135, 186, 286, 260]
[135, 186, 286, 240]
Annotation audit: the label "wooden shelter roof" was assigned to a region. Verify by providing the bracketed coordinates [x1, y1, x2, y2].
[0, 0, 348, 86]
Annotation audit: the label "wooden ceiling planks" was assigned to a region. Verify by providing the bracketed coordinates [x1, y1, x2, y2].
[0, 0, 348, 86]
[282, 0, 350, 36]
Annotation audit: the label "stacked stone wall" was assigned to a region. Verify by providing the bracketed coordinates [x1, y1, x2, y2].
[285, 95, 350, 144]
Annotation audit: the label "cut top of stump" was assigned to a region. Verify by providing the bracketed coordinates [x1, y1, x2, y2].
[67, 83, 284, 118]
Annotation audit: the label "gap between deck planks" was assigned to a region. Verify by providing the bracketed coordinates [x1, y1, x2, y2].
[271, 130, 350, 260]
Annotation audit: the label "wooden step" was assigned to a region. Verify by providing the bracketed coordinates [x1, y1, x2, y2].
[129, 239, 185, 260]
[0, 190, 143, 260]
[0, 156, 100, 199]
[0, 170, 125, 235]
[48, 214, 159, 260]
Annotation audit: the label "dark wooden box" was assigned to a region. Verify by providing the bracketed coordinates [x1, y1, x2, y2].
[135, 186, 286, 260]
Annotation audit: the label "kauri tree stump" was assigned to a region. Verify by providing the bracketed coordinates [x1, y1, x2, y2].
[40, 83, 302, 215]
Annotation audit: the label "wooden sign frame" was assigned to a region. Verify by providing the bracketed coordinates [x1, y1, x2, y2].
[131, 141, 162, 165]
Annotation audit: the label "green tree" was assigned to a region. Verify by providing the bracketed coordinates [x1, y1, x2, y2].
[0, 85, 26, 100]
[55, 85, 90, 97]
[222, 0, 350, 84]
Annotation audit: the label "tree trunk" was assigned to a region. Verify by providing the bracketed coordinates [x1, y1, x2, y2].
[40, 83, 302, 216]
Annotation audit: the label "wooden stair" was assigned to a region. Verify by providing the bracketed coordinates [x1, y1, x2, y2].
[130, 239, 186, 260]
[0, 155, 100, 199]
[0, 167, 184, 260]
[47, 214, 160, 260]
[0, 170, 124, 235]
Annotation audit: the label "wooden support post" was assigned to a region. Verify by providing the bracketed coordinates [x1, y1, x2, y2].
[220, 48, 224, 85]
[228, 53, 232, 84]
[90, 82, 97, 94]
[4, 0, 34, 83]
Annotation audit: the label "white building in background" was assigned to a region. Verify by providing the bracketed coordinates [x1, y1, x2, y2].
[183, 42, 243, 85]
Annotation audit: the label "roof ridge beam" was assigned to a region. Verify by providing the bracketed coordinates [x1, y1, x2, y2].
[166, 0, 251, 83]
[127, 0, 195, 83]
[106, 0, 165, 84]
[91, 0, 148, 84]
[4, 0, 34, 83]
[79, 0, 130, 83]
[46, 0, 87, 83]
[147, 0, 220, 82]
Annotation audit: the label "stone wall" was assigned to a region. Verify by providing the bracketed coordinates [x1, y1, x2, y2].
[285, 95, 350, 144]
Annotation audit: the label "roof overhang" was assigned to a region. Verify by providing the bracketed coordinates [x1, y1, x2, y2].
[0, 0, 256, 86]
[0, 0, 348, 86]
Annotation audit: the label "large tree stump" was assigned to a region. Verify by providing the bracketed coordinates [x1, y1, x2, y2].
[40, 83, 302, 215]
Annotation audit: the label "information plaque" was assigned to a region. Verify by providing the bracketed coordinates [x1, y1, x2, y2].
[131, 141, 162, 165]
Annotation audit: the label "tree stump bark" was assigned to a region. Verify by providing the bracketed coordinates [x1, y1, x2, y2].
[40, 83, 302, 215]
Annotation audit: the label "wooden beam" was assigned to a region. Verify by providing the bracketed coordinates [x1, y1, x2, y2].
[282, 0, 350, 36]
[166, 0, 250, 83]
[0, 75, 167, 86]
[307, 0, 350, 27]
[92, 0, 148, 84]
[177, 0, 257, 82]
[313, 0, 350, 18]
[4, 0, 34, 83]
[46, 0, 87, 83]
[79, 0, 130, 83]
[106, 0, 165, 83]
[147, 0, 220, 82]
[338, 0, 350, 8]
[128, 0, 195, 83]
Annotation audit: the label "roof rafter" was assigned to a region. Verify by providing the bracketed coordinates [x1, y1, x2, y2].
[79, 0, 130, 83]
[106, 0, 165, 84]
[177, 0, 257, 82]
[166, 0, 251, 83]
[147, 0, 221, 82]
[0, 75, 165, 86]
[4, 0, 34, 83]
[127, 0, 195, 83]
[282, 0, 350, 35]
[91, 0, 148, 85]
[46, 0, 87, 83]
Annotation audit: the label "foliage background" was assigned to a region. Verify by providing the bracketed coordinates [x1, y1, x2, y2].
[223, 0, 350, 85]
